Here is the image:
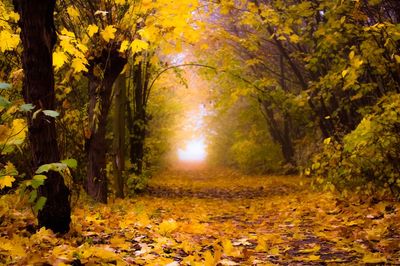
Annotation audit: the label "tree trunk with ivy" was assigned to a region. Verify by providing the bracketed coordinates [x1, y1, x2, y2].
[14, 0, 71, 233]
[86, 49, 126, 203]
[127, 62, 149, 176]
[113, 75, 126, 198]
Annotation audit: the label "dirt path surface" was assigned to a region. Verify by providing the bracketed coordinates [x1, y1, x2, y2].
[139, 168, 400, 265]
[1, 167, 400, 265]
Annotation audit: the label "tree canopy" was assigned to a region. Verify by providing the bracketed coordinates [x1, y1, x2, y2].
[1, 0, 400, 264]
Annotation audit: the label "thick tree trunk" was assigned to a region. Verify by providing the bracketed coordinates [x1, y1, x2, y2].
[86, 49, 126, 203]
[113, 75, 126, 198]
[14, 0, 71, 233]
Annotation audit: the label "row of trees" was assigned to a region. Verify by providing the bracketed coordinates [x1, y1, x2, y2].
[0, 0, 201, 233]
[201, 0, 400, 194]
[2, 0, 400, 233]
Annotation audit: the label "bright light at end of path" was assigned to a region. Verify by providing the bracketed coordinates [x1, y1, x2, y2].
[178, 139, 207, 162]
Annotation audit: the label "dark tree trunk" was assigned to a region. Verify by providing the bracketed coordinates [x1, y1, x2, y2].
[113, 75, 126, 198]
[128, 63, 148, 176]
[130, 112, 146, 175]
[14, 0, 71, 233]
[260, 100, 296, 166]
[86, 49, 126, 203]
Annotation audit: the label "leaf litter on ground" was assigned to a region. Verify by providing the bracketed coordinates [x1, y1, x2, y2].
[1, 167, 400, 265]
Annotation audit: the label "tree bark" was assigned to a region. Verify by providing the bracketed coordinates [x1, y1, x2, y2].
[86, 49, 126, 203]
[128, 63, 147, 175]
[260, 100, 296, 166]
[14, 0, 71, 233]
[113, 75, 126, 198]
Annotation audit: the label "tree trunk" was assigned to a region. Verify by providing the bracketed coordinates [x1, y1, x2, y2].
[128, 63, 147, 175]
[86, 49, 126, 203]
[113, 75, 126, 198]
[14, 0, 71, 233]
[130, 112, 146, 175]
[260, 100, 296, 166]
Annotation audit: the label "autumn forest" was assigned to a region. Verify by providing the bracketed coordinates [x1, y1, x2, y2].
[1, 0, 400, 264]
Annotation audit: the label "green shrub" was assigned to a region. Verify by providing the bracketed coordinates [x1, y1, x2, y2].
[311, 94, 400, 198]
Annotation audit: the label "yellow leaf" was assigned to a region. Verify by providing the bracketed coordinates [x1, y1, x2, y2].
[7, 11, 20, 22]
[101, 25, 117, 42]
[67, 6, 79, 19]
[53, 51, 68, 70]
[0, 30, 20, 52]
[0, 175, 15, 189]
[304, 255, 320, 261]
[115, 0, 126, 4]
[269, 247, 280, 255]
[93, 247, 118, 260]
[61, 28, 75, 38]
[299, 244, 321, 253]
[158, 219, 178, 235]
[362, 253, 387, 263]
[119, 40, 129, 53]
[255, 238, 268, 252]
[87, 24, 99, 38]
[4, 162, 16, 174]
[290, 34, 300, 43]
[110, 236, 130, 250]
[71, 58, 88, 73]
[60, 38, 75, 55]
[130, 39, 149, 54]
[395, 55, 400, 64]
[204, 250, 215, 266]
[0, 237, 25, 257]
[76, 43, 88, 53]
[4, 119, 27, 146]
[222, 239, 240, 257]
[323, 137, 331, 145]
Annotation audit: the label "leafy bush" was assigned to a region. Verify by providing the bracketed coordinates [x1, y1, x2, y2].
[230, 138, 282, 174]
[126, 172, 150, 196]
[311, 94, 400, 198]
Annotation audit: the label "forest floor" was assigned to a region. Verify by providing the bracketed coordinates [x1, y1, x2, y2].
[1, 167, 400, 265]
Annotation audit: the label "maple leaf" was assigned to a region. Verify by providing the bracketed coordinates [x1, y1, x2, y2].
[87, 24, 99, 38]
[53, 51, 68, 70]
[71, 58, 88, 73]
[101, 25, 117, 42]
[0, 175, 15, 189]
[119, 40, 129, 53]
[130, 39, 149, 54]
[158, 219, 178, 235]
[67, 6, 79, 20]
[0, 30, 20, 52]
[0, 237, 25, 257]
[1, 118, 27, 146]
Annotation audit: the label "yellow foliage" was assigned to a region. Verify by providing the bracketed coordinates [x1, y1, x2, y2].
[114, 0, 126, 5]
[222, 239, 240, 257]
[0, 119, 27, 148]
[0, 30, 20, 52]
[0, 172, 15, 189]
[119, 40, 129, 53]
[53, 51, 68, 70]
[71, 58, 88, 73]
[158, 219, 178, 235]
[101, 25, 117, 42]
[87, 24, 99, 38]
[0, 237, 26, 257]
[1, 169, 400, 264]
[67, 6, 80, 20]
[130, 39, 149, 54]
